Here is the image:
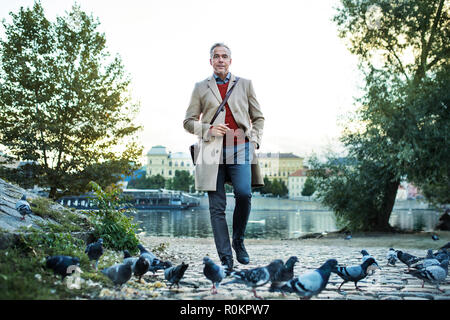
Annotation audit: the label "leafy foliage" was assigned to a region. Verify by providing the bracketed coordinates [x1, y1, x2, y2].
[87, 181, 139, 254]
[310, 0, 449, 231]
[301, 177, 316, 197]
[127, 174, 166, 189]
[0, 2, 143, 198]
[257, 177, 288, 197]
[166, 170, 195, 192]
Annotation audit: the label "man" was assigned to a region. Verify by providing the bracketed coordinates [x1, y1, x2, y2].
[183, 43, 265, 272]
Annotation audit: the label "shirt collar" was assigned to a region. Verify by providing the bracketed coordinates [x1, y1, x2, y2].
[213, 72, 231, 84]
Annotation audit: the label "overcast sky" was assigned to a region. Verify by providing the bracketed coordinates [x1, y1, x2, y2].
[1, 0, 364, 162]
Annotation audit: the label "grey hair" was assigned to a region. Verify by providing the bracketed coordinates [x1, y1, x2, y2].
[210, 42, 231, 58]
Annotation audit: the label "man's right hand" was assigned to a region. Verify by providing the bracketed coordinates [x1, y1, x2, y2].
[210, 123, 230, 137]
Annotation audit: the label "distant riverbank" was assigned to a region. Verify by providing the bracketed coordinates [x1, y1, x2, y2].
[197, 196, 432, 211]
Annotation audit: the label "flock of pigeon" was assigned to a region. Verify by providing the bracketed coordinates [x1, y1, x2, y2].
[44, 236, 450, 300]
[12, 194, 450, 299]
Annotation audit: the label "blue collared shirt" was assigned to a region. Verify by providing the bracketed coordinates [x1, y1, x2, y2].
[213, 72, 231, 84]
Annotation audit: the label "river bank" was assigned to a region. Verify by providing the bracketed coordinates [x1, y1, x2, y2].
[197, 195, 433, 211]
[1, 177, 448, 300]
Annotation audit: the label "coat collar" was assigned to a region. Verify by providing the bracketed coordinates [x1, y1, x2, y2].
[207, 73, 237, 103]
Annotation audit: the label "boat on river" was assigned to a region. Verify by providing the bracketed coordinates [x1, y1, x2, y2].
[57, 188, 200, 210]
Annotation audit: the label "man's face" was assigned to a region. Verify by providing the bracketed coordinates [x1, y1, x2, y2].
[210, 46, 232, 77]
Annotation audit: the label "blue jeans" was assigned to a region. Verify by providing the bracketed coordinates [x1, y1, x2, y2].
[207, 142, 253, 260]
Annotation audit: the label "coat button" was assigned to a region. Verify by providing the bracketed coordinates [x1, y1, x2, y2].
[216, 150, 219, 153]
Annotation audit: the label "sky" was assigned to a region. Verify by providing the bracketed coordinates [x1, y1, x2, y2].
[0, 0, 364, 163]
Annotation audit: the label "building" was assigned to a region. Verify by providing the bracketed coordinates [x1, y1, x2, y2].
[146, 146, 194, 179]
[257, 152, 304, 184]
[288, 169, 308, 199]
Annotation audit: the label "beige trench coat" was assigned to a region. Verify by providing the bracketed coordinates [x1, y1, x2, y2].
[183, 73, 265, 191]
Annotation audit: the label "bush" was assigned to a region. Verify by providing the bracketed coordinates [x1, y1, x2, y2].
[87, 181, 139, 254]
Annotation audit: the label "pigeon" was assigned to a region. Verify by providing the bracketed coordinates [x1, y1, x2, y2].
[280, 259, 338, 300]
[432, 234, 439, 241]
[149, 258, 172, 276]
[137, 243, 156, 265]
[203, 256, 226, 294]
[386, 248, 398, 266]
[101, 263, 132, 286]
[440, 242, 450, 251]
[45, 255, 81, 280]
[410, 249, 441, 270]
[360, 249, 381, 274]
[268, 256, 299, 294]
[16, 195, 33, 221]
[332, 257, 378, 291]
[122, 250, 150, 282]
[406, 259, 449, 292]
[222, 259, 285, 299]
[396, 250, 424, 271]
[164, 262, 189, 289]
[85, 238, 103, 270]
[433, 249, 449, 263]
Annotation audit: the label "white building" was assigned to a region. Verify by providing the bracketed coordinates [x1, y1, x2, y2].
[146, 145, 194, 179]
[288, 169, 308, 199]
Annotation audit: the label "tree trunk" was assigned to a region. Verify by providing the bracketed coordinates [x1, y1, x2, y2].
[49, 186, 57, 200]
[376, 179, 400, 231]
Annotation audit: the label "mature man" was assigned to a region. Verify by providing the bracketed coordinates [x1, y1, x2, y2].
[183, 43, 265, 271]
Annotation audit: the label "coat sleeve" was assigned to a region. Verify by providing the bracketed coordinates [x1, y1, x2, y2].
[183, 82, 213, 142]
[247, 80, 264, 149]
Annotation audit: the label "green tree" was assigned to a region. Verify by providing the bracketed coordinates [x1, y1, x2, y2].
[301, 177, 316, 197]
[167, 170, 194, 192]
[0, 2, 143, 198]
[258, 177, 273, 195]
[271, 179, 288, 197]
[309, 0, 449, 231]
[127, 174, 166, 189]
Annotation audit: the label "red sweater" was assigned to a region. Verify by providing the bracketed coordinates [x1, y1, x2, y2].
[217, 82, 247, 146]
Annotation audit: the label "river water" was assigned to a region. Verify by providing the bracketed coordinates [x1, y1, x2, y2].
[129, 202, 441, 239]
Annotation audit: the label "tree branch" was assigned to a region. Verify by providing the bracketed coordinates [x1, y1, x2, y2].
[418, 0, 445, 79]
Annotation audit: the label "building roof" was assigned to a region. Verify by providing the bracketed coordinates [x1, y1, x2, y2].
[169, 152, 191, 159]
[147, 145, 167, 155]
[289, 169, 308, 177]
[257, 152, 303, 159]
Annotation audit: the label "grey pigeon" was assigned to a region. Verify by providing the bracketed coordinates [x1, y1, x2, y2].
[406, 259, 449, 292]
[16, 195, 33, 221]
[386, 248, 398, 266]
[137, 243, 156, 265]
[164, 262, 189, 289]
[101, 262, 132, 286]
[122, 250, 150, 282]
[45, 255, 80, 280]
[360, 249, 381, 274]
[85, 238, 103, 270]
[268, 256, 299, 295]
[222, 259, 284, 299]
[396, 250, 424, 271]
[411, 249, 441, 270]
[332, 257, 378, 291]
[280, 259, 338, 300]
[149, 258, 172, 276]
[433, 248, 449, 262]
[203, 256, 226, 294]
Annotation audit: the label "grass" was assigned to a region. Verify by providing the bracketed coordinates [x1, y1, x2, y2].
[29, 197, 92, 233]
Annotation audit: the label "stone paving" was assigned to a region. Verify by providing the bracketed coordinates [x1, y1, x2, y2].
[95, 235, 450, 300]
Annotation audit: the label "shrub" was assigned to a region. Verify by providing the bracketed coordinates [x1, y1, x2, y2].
[87, 181, 139, 254]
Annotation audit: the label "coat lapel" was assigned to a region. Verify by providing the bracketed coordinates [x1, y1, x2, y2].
[207, 75, 222, 103]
